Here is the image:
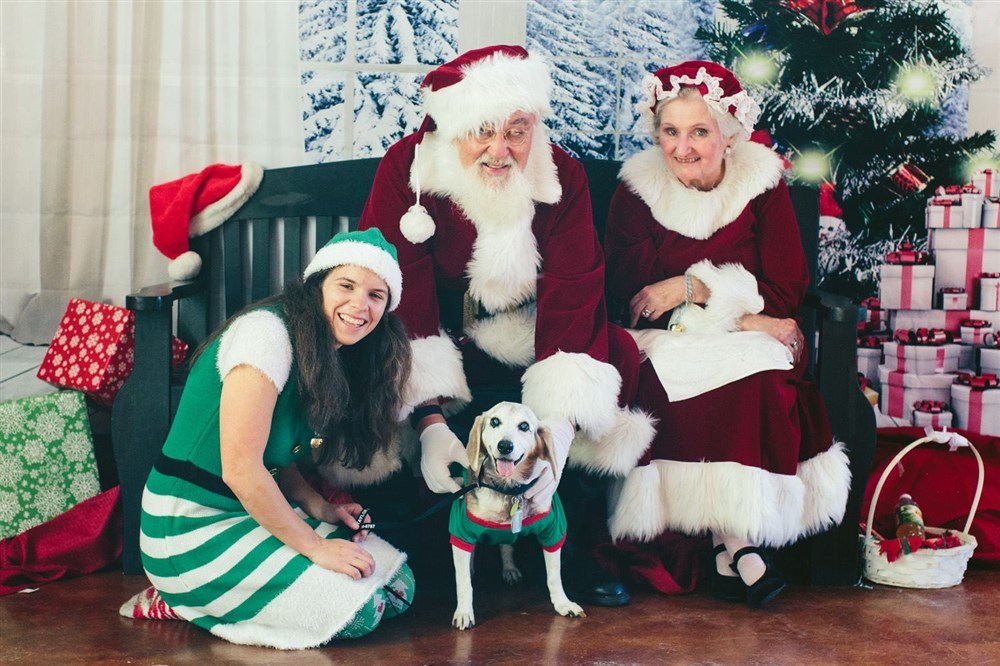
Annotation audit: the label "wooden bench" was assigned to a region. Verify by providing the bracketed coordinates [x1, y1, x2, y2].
[111, 158, 875, 584]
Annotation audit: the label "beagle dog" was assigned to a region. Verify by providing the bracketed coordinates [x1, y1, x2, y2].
[449, 402, 584, 630]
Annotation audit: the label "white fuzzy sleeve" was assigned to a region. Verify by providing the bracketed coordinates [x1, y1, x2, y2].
[216, 310, 293, 392]
[686, 259, 765, 332]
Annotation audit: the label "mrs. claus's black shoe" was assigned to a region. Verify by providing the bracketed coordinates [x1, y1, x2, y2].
[730, 546, 786, 608]
[710, 544, 747, 602]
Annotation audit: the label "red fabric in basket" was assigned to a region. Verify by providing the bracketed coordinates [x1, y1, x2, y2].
[864, 428, 1000, 563]
[0, 487, 122, 595]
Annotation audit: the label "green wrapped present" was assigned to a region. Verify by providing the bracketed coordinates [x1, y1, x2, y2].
[0, 390, 101, 539]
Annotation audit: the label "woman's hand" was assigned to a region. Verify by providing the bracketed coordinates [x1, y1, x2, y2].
[740, 313, 805, 364]
[628, 277, 685, 327]
[303, 538, 376, 580]
[325, 503, 373, 543]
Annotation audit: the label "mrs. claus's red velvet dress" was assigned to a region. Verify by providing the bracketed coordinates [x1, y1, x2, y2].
[603, 141, 851, 566]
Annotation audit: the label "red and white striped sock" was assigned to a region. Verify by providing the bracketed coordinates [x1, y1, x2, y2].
[119, 586, 182, 621]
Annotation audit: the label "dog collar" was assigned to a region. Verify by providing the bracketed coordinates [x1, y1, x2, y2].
[475, 469, 539, 496]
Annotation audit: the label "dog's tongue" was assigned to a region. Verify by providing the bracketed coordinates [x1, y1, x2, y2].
[497, 459, 516, 478]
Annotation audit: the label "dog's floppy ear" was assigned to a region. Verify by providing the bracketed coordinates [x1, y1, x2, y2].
[467, 414, 485, 477]
[535, 423, 560, 483]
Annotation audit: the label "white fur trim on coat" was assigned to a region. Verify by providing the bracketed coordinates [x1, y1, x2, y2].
[466, 305, 536, 368]
[401, 332, 472, 418]
[608, 442, 851, 547]
[566, 408, 656, 477]
[619, 141, 783, 240]
[521, 351, 621, 437]
[422, 51, 553, 141]
[216, 310, 292, 392]
[685, 259, 764, 332]
[188, 162, 264, 238]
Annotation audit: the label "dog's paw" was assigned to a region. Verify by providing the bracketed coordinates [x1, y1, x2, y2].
[501, 566, 523, 586]
[554, 600, 586, 618]
[452, 609, 476, 630]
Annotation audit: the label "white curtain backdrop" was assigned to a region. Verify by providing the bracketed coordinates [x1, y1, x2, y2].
[0, 0, 304, 344]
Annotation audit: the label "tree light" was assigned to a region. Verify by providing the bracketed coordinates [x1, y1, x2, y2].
[736, 51, 779, 85]
[792, 149, 832, 184]
[894, 63, 937, 104]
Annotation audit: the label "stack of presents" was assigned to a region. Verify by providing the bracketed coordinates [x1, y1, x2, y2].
[858, 168, 1000, 434]
[0, 299, 186, 545]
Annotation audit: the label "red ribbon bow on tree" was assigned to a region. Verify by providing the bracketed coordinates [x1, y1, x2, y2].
[885, 242, 930, 265]
[956, 373, 1000, 390]
[780, 0, 869, 35]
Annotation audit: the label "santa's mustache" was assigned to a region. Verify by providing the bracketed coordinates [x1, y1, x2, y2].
[478, 156, 515, 169]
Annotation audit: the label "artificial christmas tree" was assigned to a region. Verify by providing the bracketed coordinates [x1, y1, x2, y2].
[699, 0, 997, 299]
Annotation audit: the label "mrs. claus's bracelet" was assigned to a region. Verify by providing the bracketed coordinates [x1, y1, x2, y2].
[684, 273, 694, 307]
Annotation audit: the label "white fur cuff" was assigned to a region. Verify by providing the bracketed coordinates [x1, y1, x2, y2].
[687, 259, 764, 332]
[520, 352, 621, 437]
[566, 407, 656, 477]
[402, 332, 472, 419]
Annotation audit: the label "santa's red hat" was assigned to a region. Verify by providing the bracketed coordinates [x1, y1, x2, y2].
[400, 45, 553, 244]
[638, 60, 761, 141]
[149, 162, 264, 280]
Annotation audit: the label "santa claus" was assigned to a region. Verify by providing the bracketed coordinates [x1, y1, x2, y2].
[350, 45, 654, 606]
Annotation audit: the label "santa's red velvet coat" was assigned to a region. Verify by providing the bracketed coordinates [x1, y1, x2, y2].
[359, 130, 654, 476]
[603, 140, 851, 547]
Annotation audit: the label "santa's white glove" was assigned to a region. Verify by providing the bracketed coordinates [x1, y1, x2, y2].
[418, 422, 468, 493]
[523, 417, 574, 510]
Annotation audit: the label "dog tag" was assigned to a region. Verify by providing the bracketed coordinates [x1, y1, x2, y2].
[510, 499, 523, 534]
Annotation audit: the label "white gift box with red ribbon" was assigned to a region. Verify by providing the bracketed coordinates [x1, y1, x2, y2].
[960, 186, 984, 228]
[938, 287, 968, 310]
[973, 169, 999, 199]
[910, 401, 954, 428]
[929, 228, 1000, 302]
[978, 275, 1000, 311]
[960, 319, 994, 345]
[950, 377, 1000, 436]
[879, 264, 934, 310]
[980, 347, 1000, 375]
[926, 198, 969, 229]
[881, 341, 960, 374]
[983, 197, 1000, 230]
[858, 347, 882, 389]
[878, 366, 957, 420]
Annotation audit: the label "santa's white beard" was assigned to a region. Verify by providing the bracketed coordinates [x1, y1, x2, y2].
[440, 151, 537, 233]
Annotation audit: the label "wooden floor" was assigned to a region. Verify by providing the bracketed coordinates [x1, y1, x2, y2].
[2, 562, 999, 664]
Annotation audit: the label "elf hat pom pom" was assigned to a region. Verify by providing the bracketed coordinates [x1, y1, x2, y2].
[149, 162, 264, 280]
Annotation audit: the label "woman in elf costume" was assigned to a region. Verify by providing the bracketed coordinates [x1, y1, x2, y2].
[120, 229, 415, 648]
[603, 61, 851, 608]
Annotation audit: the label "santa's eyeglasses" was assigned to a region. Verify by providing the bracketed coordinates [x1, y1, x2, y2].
[472, 124, 533, 147]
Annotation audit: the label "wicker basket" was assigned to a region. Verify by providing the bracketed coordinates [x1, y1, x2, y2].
[862, 432, 984, 589]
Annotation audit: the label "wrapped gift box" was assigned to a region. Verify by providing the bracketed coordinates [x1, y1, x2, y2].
[950, 375, 1000, 436]
[960, 185, 984, 228]
[859, 296, 884, 329]
[878, 366, 956, 420]
[889, 308, 971, 333]
[981, 347, 1000, 375]
[929, 228, 1000, 302]
[879, 264, 934, 310]
[960, 318, 993, 345]
[858, 347, 882, 389]
[973, 168, 999, 199]
[882, 341, 960, 374]
[37, 299, 187, 406]
[984, 197, 1000, 230]
[934, 184, 963, 202]
[925, 197, 968, 229]
[910, 400, 953, 428]
[939, 287, 968, 310]
[979, 274, 1000, 311]
[0, 391, 101, 539]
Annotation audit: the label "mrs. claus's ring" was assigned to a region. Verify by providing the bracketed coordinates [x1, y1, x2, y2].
[791, 341, 799, 348]
[641, 308, 652, 318]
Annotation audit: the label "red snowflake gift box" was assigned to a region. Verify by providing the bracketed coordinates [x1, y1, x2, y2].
[37, 298, 187, 405]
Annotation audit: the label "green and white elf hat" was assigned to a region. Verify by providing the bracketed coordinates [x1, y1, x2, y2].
[303, 228, 403, 311]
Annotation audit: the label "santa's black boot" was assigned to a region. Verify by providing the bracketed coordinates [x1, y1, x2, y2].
[558, 467, 630, 606]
